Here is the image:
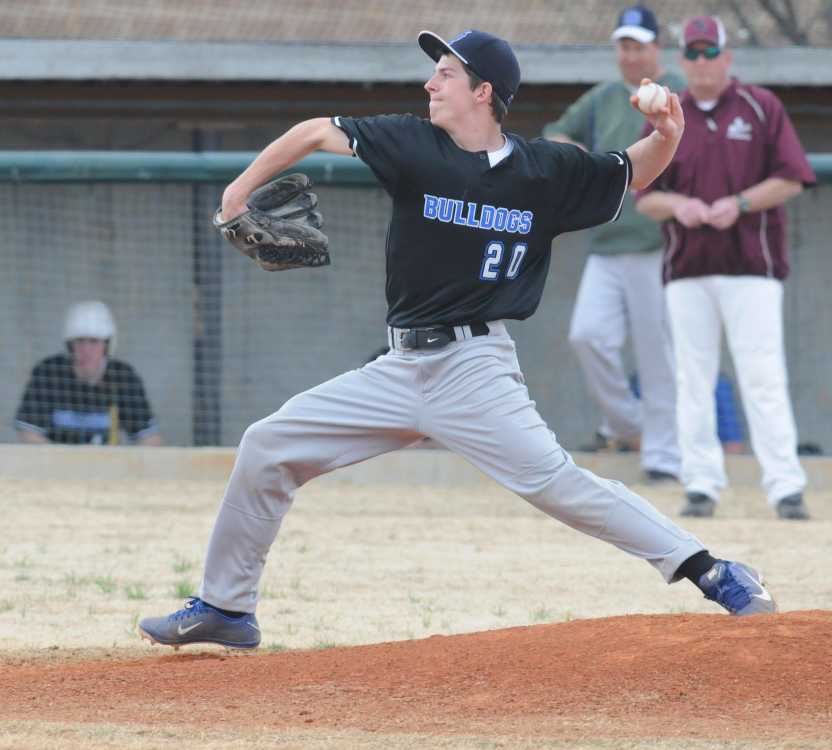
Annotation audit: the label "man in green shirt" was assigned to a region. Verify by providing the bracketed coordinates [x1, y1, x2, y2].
[544, 5, 684, 482]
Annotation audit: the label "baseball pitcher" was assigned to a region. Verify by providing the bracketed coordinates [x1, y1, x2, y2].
[139, 29, 776, 650]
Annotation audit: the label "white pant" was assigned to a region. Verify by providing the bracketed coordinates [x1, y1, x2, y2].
[199, 324, 703, 612]
[665, 276, 805, 504]
[569, 250, 679, 475]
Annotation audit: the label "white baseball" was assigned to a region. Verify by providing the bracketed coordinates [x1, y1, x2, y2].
[636, 82, 668, 114]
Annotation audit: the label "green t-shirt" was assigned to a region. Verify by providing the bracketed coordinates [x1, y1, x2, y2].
[542, 72, 685, 256]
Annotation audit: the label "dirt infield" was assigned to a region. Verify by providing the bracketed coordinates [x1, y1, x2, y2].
[1, 451, 831, 748]
[2, 611, 831, 749]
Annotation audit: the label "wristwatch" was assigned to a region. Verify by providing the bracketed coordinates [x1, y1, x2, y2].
[736, 194, 751, 213]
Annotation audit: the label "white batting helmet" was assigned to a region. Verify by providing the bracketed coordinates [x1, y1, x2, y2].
[63, 300, 117, 354]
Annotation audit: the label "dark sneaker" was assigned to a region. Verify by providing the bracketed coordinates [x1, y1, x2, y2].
[680, 492, 716, 517]
[644, 469, 679, 484]
[775, 493, 810, 520]
[579, 431, 639, 453]
[138, 598, 261, 650]
[698, 561, 777, 616]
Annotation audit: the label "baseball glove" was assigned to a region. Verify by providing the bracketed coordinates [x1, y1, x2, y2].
[212, 173, 330, 272]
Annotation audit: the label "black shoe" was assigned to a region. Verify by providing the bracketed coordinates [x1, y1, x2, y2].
[680, 492, 716, 518]
[775, 493, 810, 520]
[579, 431, 639, 453]
[579, 431, 610, 452]
[644, 469, 679, 484]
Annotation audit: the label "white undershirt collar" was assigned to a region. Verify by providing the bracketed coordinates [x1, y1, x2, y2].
[487, 134, 513, 167]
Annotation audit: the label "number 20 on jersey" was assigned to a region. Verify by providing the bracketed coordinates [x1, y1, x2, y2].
[480, 241, 528, 281]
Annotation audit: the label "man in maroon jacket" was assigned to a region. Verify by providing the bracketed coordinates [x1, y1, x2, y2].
[636, 15, 816, 520]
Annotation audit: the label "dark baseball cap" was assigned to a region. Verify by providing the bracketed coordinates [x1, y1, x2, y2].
[682, 15, 727, 48]
[611, 5, 659, 44]
[418, 29, 521, 108]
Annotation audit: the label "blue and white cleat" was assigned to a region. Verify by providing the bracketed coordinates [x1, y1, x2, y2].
[699, 561, 777, 616]
[138, 597, 261, 650]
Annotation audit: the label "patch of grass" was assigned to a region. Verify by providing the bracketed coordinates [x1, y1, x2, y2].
[172, 556, 194, 574]
[311, 640, 338, 650]
[172, 580, 194, 599]
[13, 556, 32, 568]
[264, 642, 289, 652]
[124, 584, 147, 600]
[125, 612, 140, 637]
[94, 576, 118, 594]
[259, 586, 282, 599]
[14, 572, 31, 583]
[531, 605, 553, 623]
[64, 572, 89, 587]
[0, 601, 14, 614]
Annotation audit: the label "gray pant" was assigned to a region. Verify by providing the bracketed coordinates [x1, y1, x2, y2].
[200, 322, 703, 612]
[569, 250, 680, 475]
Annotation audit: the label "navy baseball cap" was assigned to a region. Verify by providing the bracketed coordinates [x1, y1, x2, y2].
[611, 5, 659, 44]
[418, 29, 521, 108]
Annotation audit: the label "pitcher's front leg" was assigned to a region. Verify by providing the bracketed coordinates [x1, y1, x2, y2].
[200, 363, 422, 612]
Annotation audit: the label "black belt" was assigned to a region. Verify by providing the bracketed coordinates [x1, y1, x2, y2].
[390, 322, 490, 351]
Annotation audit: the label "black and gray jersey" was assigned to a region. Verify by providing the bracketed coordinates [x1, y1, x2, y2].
[333, 114, 631, 327]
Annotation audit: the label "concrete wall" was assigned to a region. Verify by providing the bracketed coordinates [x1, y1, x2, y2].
[3, 177, 830, 453]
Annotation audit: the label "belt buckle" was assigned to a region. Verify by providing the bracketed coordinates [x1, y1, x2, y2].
[399, 329, 417, 351]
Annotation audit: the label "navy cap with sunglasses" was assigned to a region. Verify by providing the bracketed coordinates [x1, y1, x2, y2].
[418, 29, 521, 109]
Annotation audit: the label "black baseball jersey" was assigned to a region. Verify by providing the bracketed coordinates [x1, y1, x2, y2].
[333, 114, 631, 327]
[15, 354, 158, 444]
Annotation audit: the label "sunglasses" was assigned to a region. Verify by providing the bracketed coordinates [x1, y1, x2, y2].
[683, 45, 721, 61]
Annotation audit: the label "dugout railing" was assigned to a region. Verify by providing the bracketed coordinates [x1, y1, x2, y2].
[1, 151, 831, 184]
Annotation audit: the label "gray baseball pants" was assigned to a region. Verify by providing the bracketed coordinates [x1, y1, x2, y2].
[568, 249, 680, 475]
[200, 321, 704, 613]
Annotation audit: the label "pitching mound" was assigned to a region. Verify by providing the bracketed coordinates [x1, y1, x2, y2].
[2, 611, 830, 743]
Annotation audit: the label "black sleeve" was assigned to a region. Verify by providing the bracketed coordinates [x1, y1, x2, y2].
[332, 114, 423, 196]
[15, 361, 54, 434]
[549, 144, 632, 233]
[115, 365, 157, 440]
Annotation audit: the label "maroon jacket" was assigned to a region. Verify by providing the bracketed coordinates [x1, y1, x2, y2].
[638, 78, 816, 283]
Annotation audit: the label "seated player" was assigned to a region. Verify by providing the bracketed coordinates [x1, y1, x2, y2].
[15, 300, 162, 446]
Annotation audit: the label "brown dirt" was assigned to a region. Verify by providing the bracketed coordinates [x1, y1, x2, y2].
[2, 611, 830, 743]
